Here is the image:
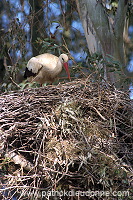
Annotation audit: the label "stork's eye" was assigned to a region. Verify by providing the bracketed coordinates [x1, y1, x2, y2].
[62, 58, 65, 62]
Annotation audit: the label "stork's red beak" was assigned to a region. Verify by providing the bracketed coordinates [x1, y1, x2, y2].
[63, 62, 71, 80]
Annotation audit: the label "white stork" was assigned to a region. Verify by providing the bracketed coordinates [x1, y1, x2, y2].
[24, 53, 70, 85]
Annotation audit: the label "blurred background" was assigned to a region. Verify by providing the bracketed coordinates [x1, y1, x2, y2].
[0, 0, 133, 96]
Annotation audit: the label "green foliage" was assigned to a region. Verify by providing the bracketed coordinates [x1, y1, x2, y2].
[36, 37, 68, 56]
[105, 54, 121, 71]
[19, 80, 46, 89]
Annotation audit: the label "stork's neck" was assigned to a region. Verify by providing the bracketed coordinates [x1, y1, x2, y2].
[53, 59, 62, 76]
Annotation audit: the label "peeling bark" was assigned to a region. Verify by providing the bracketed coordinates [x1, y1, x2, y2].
[76, 0, 131, 84]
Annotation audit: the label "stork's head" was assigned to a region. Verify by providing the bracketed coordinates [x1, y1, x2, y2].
[59, 54, 70, 80]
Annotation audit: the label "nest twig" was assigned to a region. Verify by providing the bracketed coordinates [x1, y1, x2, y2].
[0, 79, 133, 199]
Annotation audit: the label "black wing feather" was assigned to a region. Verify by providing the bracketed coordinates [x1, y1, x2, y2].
[24, 67, 36, 78]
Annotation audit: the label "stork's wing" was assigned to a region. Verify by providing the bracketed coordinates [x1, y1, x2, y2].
[27, 57, 43, 73]
[24, 67, 36, 78]
[24, 57, 43, 78]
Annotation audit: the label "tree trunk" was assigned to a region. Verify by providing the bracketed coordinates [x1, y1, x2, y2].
[76, 0, 130, 84]
[29, 0, 47, 56]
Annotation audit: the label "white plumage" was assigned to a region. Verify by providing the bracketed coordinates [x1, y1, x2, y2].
[24, 53, 70, 85]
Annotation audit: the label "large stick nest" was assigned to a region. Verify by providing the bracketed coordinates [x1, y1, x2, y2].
[0, 79, 133, 199]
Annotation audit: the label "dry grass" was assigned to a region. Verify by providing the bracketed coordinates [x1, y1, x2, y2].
[0, 79, 133, 199]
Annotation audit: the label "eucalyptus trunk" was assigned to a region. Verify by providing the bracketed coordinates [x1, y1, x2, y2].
[76, 0, 130, 84]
